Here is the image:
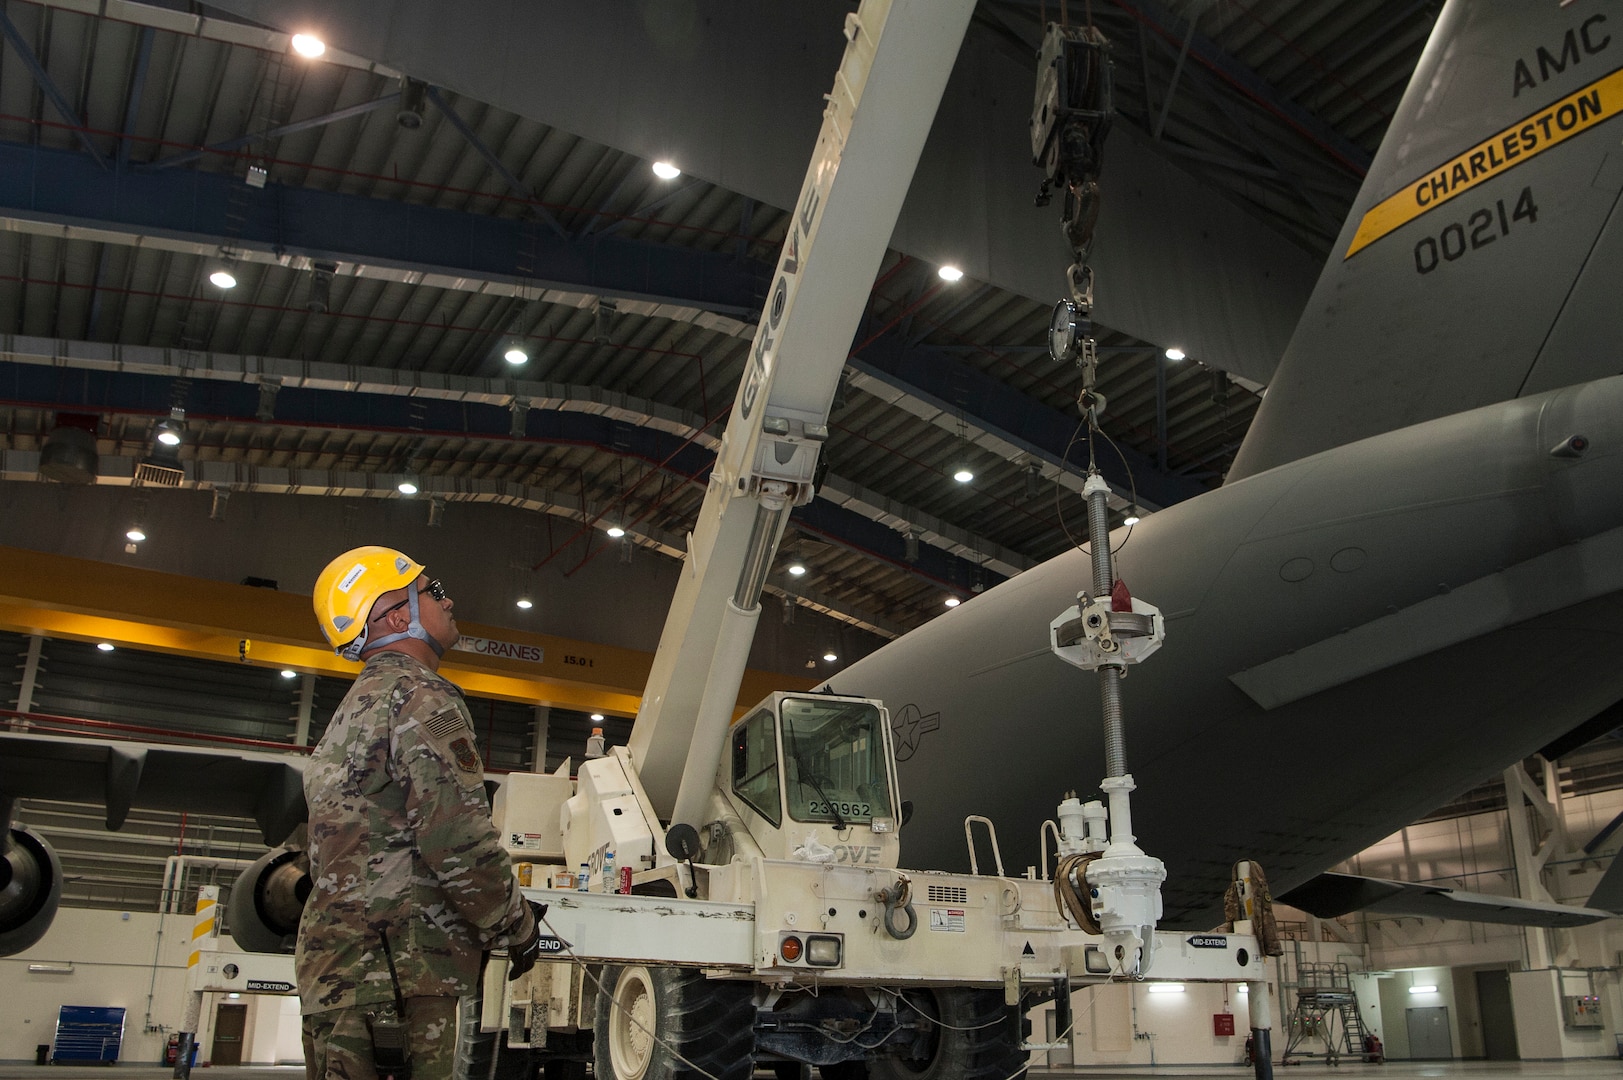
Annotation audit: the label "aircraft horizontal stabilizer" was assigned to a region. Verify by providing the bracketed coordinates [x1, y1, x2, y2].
[1579, 845, 1623, 916]
[1280, 871, 1615, 929]
[0, 732, 307, 846]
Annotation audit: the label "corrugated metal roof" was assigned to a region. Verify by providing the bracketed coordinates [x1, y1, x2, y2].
[0, 0, 1438, 637]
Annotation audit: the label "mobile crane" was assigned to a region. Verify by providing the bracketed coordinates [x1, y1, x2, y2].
[464, 6, 1271, 1080]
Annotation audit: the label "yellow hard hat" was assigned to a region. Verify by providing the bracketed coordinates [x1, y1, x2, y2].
[313, 546, 424, 661]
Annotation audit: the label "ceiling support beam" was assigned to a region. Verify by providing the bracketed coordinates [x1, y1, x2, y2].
[575, 167, 638, 240]
[0, 351, 1003, 608]
[117, 27, 155, 168]
[1108, 0, 1372, 176]
[1152, 12, 1197, 141]
[147, 92, 403, 171]
[0, 5, 108, 170]
[1275, 0, 1435, 104]
[1186, 58, 1345, 237]
[0, 140, 1202, 513]
[0, 454, 906, 643]
[849, 333, 1206, 513]
[0, 333, 1033, 576]
[1155, 349, 1168, 473]
[734, 199, 756, 262]
[592, 178, 704, 241]
[424, 85, 568, 240]
[0, 546, 663, 714]
[0, 139, 767, 317]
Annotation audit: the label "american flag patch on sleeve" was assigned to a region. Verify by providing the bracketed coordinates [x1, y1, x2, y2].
[424, 709, 468, 740]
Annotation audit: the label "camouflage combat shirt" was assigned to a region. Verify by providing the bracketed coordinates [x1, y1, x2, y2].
[295, 650, 533, 1013]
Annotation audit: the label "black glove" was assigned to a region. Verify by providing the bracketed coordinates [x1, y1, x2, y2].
[506, 900, 549, 982]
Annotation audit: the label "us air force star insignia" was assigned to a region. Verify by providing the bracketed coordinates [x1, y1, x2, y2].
[890, 704, 941, 761]
[449, 737, 480, 773]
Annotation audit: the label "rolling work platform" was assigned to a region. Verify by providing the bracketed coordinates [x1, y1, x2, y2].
[1282, 962, 1369, 1065]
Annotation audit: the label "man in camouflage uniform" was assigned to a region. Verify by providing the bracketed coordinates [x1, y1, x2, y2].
[301, 547, 544, 1080]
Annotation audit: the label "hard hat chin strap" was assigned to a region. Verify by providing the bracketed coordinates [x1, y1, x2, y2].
[357, 586, 447, 659]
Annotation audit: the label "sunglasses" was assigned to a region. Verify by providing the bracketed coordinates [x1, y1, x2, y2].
[372, 578, 445, 622]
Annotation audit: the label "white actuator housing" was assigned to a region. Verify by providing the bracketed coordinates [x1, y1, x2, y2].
[1050, 592, 1164, 670]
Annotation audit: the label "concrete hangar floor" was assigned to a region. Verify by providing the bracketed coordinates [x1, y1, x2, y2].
[5, 1064, 1623, 1080]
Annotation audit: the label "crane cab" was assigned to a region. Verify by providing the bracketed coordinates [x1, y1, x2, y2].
[715, 692, 902, 866]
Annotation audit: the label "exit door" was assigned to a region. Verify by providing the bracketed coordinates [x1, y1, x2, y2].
[1406, 1006, 1452, 1060]
[1475, 969, 1519, 1060]
[211, 1003, 247, 1066]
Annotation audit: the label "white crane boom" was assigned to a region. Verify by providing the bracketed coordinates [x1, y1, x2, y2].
[626, 0, 976, 825]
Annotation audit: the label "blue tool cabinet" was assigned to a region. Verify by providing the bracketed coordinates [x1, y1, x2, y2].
[52, 1005, 126, 1063]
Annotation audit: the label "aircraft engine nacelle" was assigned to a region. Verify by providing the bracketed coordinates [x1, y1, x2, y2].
[0, 825, 64, 956]
[228, 846, 311, 954]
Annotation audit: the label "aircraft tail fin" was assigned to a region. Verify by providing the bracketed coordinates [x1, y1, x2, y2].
[1230, 2, 1623, 481]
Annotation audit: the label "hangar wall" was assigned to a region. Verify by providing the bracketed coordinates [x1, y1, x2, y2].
[0, 906, 304, 1065]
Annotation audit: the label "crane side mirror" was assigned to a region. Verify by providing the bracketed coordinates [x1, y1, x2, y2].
[900, 800, 914, 828]
[665, 823, 702, 862]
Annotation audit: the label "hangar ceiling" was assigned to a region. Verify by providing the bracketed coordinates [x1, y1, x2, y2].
[0, 0, 1444, 643]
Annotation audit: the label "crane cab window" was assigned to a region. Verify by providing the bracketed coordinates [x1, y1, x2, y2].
[780, 697, 891, 826]
[731, 708, 781, 826]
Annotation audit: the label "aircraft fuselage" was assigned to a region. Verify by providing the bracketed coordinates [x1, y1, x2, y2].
[828, 377, 1623, 927]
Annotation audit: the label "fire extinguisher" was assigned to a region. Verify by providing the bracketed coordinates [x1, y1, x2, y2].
[164, 1034, 181, 1066]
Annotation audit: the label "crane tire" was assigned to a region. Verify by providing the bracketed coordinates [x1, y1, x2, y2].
[594, 965, 754, 1080]
[868, 988, 1026, 1080]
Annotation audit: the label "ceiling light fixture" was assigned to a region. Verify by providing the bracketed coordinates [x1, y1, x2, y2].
[1164, 347, 1186, 361]
[515, 597, 533, 610]
[938, 265, 964, 282]
[651, 161, 681, 180]
[606, 525, 626, 538]
[125, 526, 146, 542]
[1408, 985, 1438, 995]
[154, 420, 183, 447]
[396, 77, 427, 130]
[953, 468, 973, 483]
[397, 469, 420, 496]
[290, 33, 326, 58]
[504, 347, 528, 365]
[39, 417, 100, 484]
[209, 265, 238, 290]
[788, 562, 807, 577]
[1123, 513, 1140, 527]
[280, 670, 298, 679]
[823, 651, 838, 663]
[590, 713, 605, 722]
[944, 596, 960, 608]
[96, 642, 115, 653]
[1147, 984, 1186, 994]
